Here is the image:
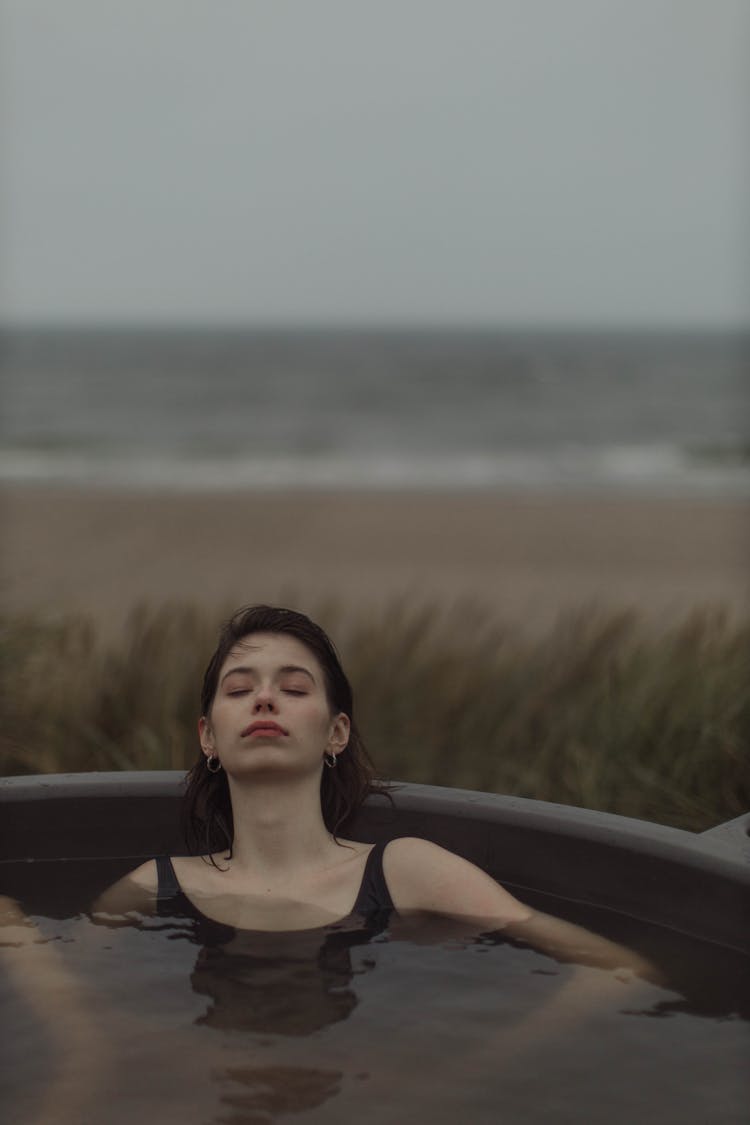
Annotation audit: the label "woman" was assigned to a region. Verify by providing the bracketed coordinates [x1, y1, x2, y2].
[98, 604, 534, 931]
[97, 604, 655, 979]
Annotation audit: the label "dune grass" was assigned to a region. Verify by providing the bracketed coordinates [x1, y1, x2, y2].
[1, 600, 747, 831]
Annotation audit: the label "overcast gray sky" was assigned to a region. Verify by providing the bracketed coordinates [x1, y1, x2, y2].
[1, 0, 748, 327]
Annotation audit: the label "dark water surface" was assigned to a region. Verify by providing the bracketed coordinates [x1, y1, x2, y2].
[1, 861, 747, 1124]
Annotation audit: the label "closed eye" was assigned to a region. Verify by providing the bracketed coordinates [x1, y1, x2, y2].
[283, 689, 307, 696]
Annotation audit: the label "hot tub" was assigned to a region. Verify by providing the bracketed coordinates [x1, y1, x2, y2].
[1, 772, 748, 1125]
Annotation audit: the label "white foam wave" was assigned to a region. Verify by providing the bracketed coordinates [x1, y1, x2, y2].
[0, 445, 748, 496]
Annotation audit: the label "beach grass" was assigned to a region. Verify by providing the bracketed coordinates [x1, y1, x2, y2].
[1, 600, 747, 832]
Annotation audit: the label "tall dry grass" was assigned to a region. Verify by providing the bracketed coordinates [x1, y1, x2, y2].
[1, 600, 747, 831]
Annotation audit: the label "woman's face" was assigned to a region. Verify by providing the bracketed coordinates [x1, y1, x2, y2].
[198, 632, 350, 778]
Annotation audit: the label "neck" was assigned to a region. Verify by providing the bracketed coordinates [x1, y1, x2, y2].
[224, 770, 335, 875]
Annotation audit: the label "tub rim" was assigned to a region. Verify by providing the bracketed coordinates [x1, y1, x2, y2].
[2, 768, 747, 867]
[2, 771, 748, 953]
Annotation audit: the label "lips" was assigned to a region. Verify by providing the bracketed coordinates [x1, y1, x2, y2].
[241, 721, 288, 738]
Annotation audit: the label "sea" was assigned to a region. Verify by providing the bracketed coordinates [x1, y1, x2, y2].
[1, 327, 748, 496]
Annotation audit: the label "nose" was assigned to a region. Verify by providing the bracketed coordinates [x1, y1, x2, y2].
[253, 684, 278, 713]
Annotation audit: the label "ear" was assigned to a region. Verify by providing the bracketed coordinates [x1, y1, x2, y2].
[327, 713, 351, 757]
[198, 716, 214, 757]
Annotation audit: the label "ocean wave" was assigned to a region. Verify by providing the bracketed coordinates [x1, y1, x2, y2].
[1, 444, 748, 496]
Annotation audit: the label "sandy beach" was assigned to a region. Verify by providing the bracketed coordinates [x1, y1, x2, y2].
[2, 484, 747, 637]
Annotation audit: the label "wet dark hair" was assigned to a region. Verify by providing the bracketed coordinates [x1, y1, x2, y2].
[182, 605, 387, 858]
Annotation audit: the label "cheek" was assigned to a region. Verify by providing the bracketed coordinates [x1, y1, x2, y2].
[303, 700, 336, 734]
[204, 701, 230, 735]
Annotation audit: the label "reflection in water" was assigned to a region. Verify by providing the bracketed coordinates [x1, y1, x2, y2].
[190, 927, 376, 1036]
[165, 905, 389, 1120]
[213, 1065, 343, 1125]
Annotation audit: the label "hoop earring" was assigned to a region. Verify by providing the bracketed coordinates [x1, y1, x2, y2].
[206, 755, 222, 773]
[323, 752, 337, 768]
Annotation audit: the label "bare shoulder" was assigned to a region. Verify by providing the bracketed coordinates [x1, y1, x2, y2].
[383, 837, 532, 925]
[126, 859, 160, 890]
[91, 859, 159, 918]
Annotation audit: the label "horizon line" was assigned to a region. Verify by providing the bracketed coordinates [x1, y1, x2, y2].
[2, 319, 749, 336]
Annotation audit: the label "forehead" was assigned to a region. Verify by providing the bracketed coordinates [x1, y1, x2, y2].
[220, 632, 321, 677]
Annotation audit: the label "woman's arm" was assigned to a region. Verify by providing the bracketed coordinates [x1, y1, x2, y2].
[383, 837, 660, 980]
[370, 838, 668, 1106]
[384, 836, 531, 920]
[0, 895, 114, 1125]
[90, 859, 158, 919]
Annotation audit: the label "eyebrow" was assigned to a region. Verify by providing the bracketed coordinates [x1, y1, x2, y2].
[220, 664, 316, 685]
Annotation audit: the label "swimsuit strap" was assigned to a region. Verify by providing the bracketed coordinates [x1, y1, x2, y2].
[352, 840, 394, 917]
[155, 854, 181, 899]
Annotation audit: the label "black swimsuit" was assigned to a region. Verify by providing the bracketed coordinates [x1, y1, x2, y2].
[154, 843, 395, 1036]
[155, 841, 394, 938]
